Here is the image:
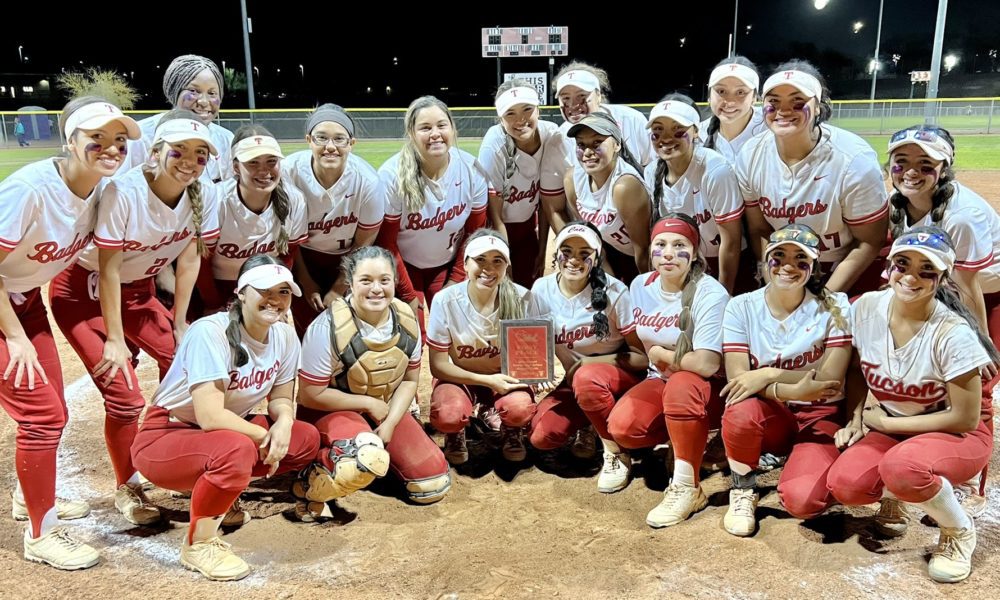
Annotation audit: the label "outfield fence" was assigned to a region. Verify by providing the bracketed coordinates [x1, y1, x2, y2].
[2, 97, 999, 148]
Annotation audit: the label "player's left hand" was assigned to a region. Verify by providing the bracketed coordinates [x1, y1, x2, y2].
[173, 322, 189, 346]
[321, 288, 343, 310]
[260, 418, 292, 477]
[532, 378, 559, 395]
[374, 421, 396, 445]
[94, 338, 134, 390]
[981, 361, 999, 382]
[834, 424, 865, 448]
[721, 370, 772, 405]
[862, 403, 889, 432]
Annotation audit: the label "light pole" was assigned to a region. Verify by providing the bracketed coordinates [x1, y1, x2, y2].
[869, 0, 884, 103]
[925, 0, 948, 124]
[239, 0, 257, 112]
[299, 64, 304, 79]
[17, 45, 23, 63]
[731, 0, 738, 57]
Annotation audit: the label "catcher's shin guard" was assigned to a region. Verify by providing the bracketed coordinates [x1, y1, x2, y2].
[295, 432, 390, 502]
[405, 472, 452, 504]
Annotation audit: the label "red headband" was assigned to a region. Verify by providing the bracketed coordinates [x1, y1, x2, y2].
[650, 218, 700, 248]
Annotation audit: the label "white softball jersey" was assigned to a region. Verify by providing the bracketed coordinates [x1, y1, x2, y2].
[426, 281, 551, 375]
[736, 125, 888, 263]
[0, 159, 102, 294]
[902, 182, 1000, 294]
[560, 104, 655, 167]
[125, 113, 234, 183]
[298, 305, 422, 386]
[77, 166, 221, 283]
[478, 120, 568, 224]
[851, 289, 991, 417]
[698, 107, 768, 164]
[211, 179, 309, 281]
[629, 272, 730, 380]
[643, 146, 744, 259]
[722, 286, 852, 404]
[530, 272, 635, 370]
[379, 147, 489, 269]
[152, 312, 300, 423]
[573, 158, 647, 257]
[281, 151, 383, 255]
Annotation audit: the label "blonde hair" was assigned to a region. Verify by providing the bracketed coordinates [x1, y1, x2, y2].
[398, 96, 457, 213]
[466, 228, 524, 321]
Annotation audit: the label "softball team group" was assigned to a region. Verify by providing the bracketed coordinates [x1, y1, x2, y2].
[1, 52, 997, 586]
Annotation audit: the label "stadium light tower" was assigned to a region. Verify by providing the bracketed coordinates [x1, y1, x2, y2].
[869, 0, 884, 102]
[814, 0, 830, 9]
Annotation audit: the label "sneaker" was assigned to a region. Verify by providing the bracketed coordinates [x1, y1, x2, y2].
[873, 498, 910, 538]
[954, 483, 989, 519]
[444, 431, 469, 465]
[23, 527, 99, 570]
[646, 483, 708, 528]
[12, 495, 90, 522]
[180, 536, 252, 581]
[597, 451, 631, 493]
[221, 498, 250, 528]
[114, 484, 161, 525]
[928, 525, 976, 583]
[570, 426, 598, 460]
[500, 426, 527, 462]
[476, 405, 502, 432]
[723, 488, 759, 537]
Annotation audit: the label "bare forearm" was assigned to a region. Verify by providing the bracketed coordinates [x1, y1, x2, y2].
[172, 257, 199, 326]
[825, 242, 879, 293]
[99, 273, 125, 341]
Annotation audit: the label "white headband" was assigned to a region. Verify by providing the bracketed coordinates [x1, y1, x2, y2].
[762, 70, 823, 99]
[153, 118, 219, 156]
[495, 87, 540, 116]
[709, 63, 760, 91]
[236, 264, 302, 296]
[554, 225, 602, 256]
[647, 101, 702, 129]
[63, 102, 141, 141]
[557, 70, 601, 94]
[464, 235, 511, 263]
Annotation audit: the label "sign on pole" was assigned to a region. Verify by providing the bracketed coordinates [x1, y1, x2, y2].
[482, 27, 569, 58]
[503, 73, 548, 104]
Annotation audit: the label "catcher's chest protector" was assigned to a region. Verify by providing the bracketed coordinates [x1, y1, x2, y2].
[329, 298, 419, 402]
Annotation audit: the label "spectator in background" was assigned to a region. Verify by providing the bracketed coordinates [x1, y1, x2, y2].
[14, 117, 29, 147]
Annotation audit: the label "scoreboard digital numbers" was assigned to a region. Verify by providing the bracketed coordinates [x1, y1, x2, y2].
[481, 27, 569, 58]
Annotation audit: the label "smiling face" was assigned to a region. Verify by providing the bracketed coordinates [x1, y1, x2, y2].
[890, 144, 946, 200]
[349, 256, 395, 315]
[308, 120, 354, 172]
[155, 139, 210, 185]
[649, 117, 695, 162]
[235, 153, 281, 194]
[766, 243, 813, 290]
[574, 129, 618, 174]
[176, 68, 222, 124]
[650, 231, 695, 281]
[558, 85, 601, 124]
[466, 249, 509, 292]
[556, 236, 597, 284]
[500, 103, 539, 145]
[241, 282, 293, 327]
[70, 121, 130, 177]
[709, 77, 755, 124]
[887, 251, 942, 304]
[763, 85, 818, 138]
[411, 106, 453, 161]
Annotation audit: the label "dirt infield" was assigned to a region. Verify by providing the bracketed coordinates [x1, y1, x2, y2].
[0, 172, 998, 599]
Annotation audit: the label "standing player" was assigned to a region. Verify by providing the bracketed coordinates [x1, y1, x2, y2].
[564, 112, 652, 283]
[700, 56, 767, 164]
[197, 125, 307, 315]
[375, 96, 489, 323]
[826, 228, 1000, 583]
[49, 110, 220, 526]
[0, 97, 139, 569]
[125, 54, 233, 183]
[282, 103, 383, 336]
[479, 79, 568, 285]
[527, 222, 649, 491]
[296, 246, 450, 513]
[738, 60, 888, 295]
[607, 214, 730, 526]
[719, 224, 851, 537]
[644, 95, 745, 293]
[427, 230, 550, 464]
[554, 61, 654, 167]
[131, 255, 321, 581]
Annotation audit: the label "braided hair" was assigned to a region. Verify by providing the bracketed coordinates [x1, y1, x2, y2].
[162, 54, 224, 106]
[556, 221, 611, 341]
[657, 212, 707, 368]
[888, 126, 957, 239]
[650, 93, 702, 219]
[703, 55, 759, 151]
[231, 124, 291, 254]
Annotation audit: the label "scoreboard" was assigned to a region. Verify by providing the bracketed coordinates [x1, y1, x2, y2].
[481, 27, 569, 58]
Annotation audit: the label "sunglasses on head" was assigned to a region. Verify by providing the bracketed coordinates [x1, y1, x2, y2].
[769, 226, 821, 249]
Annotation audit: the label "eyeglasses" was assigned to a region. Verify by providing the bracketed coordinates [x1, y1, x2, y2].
[769, 225, 820, 249]
[310, 134, 351, 148]
[890, 126, 946, 144]
[894, 230, 952, 252]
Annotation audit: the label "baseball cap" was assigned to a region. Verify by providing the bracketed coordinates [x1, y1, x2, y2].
[554, 224, 602, 255]
[888, 229, 956, 272]
[708, 63, 760, 91]
[63, 102, 141, 140]
[233, 135, 285, 162]
[762, 70, 823, 99]
[646, 100, 702, 129]
[495, 86, 540, 116]
[464, 234, 511, 263]
[236, 263, 302, 296]
[566, 112, 623, 141]
[153, 118, 219, 156]
[556, 70, 601, 94]
[764, 224, 822, 261]
[888, 126, 954, 165]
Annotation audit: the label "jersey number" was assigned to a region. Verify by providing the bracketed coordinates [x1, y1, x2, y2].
[145, 257, 170, 276]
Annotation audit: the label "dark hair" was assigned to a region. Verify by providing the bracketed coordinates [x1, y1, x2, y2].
[888, 126, 957, 239]
[704, 55, 760, 151]
[494, 78, 538, 205]
[770, 59, 833, 129]
[341, 245, 397, 287]
[651, 93, 701, 215]
[228, 254, 285, 367]
[657, 212, 707, 367]
[231, 124, 291, 254]
[556, 221, 610, 341]
[148, 108, 210, 256]
[554, 61, 611, 100]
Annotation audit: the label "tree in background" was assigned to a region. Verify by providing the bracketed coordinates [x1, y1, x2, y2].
[224, 67, 248, 93]
[57, 69, 139, 109]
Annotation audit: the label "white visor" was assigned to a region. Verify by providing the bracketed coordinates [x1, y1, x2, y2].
[464, 235, 511, 263]
[495, 87, 540, 116]
[153, 118, 219, 156]
[709, 63, 760, 91]
[762, 70, 823, 99]
[64, 102, 141, 140]
[236, 264, 302, 296]
[646, 101, 702, 129]
[557, 70, 601, 94]
[233, 135, 284, 162]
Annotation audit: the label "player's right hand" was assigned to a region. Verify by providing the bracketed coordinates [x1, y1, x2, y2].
[94, 338, 134, 390]
[3, 335, 48, 391]
[834, 424, 865, 449]
[364, 397, 390, 423]
[483, 373, 529, 395]
[789, 370, 840, 402]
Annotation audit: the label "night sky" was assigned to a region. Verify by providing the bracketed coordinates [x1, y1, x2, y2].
[3, 0, 999, 108]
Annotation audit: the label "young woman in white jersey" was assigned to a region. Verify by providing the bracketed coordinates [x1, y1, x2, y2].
[296, 246, 450, 514]
[564, 112, 652, 283]
[125, 54, 234, 183]
[700, 56, 767, 164]
[375, 96, 489, 330]
[283, 103, 383, 336]
[49, 109, 220, 527]
[719, 224, 851, 537]
[554, 61, 654, 167]
[644, 94, 746, 293]
[480, 79, 568, 286]
[738, 60, 888, 296]
[527, 222, 648, 491]
[826, 228, 1000, 583]
[196, 125, 307, 315]
[427, 229, 549, 465]
[0, 97, 139, 569]
[608, 214, 730, 527]
[131, 255, 321, 581]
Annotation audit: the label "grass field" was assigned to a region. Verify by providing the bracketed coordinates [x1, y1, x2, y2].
[0, 135, 996, 182]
